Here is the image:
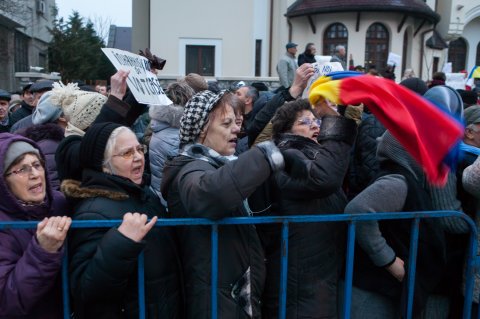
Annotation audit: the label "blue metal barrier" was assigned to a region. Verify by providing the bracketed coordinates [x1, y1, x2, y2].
[0, 210, 477, 319]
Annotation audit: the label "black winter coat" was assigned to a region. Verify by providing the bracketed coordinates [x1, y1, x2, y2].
[161, 147, 274, 319]
[258, 132, 354, 319]
[63, 170, 182, 319]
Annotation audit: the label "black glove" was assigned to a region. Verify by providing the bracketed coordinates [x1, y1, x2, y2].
[139, 48, 166, 70]
[281, 149, 309, 179]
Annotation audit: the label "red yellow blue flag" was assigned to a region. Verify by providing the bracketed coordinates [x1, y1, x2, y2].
[309, 72, 464, 185]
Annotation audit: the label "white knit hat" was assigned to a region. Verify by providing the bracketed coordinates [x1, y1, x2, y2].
[49, 82, 107, 131]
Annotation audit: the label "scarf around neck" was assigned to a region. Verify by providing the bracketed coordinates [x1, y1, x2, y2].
[180, 143, 237, 168]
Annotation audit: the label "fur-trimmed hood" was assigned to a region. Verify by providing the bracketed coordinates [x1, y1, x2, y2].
[149, 103, 184, 129]
[22, 123, 64, 142]
[61, 179, 129, 200]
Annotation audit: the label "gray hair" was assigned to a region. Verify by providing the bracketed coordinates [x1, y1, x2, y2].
[335, 45, 345, 53]
[102, 126, 135, 173]
[244, 86, 259, 104]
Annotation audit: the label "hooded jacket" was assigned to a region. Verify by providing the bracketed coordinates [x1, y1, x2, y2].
[148, 103, 184, 204]
[0, 133, 69, 319]
[345, 131, 446, 316]
[63, 170, 182, 319]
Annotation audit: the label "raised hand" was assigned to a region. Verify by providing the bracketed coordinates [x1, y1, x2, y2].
[36, 216, 72, 253]
[109, 69, 130, 100]
[117, 212, 157, 243]
[289, 63, 315, 99]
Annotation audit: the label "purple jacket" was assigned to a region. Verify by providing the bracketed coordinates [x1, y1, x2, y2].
[0, 133, 69, 319]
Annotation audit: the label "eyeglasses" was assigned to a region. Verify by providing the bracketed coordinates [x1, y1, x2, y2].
[297, 118, 321, 127]
[5, 161, 44, 177]
[112, 144, 147, 159]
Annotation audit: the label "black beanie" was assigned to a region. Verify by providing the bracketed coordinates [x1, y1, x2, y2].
[79, 122, 122, 171]
[400, 77, 428, 95]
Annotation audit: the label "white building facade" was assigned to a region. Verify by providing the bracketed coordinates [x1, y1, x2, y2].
[132, 0, 480, 83]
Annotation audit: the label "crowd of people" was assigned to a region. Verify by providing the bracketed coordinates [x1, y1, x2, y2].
[0, 46, 480, 319]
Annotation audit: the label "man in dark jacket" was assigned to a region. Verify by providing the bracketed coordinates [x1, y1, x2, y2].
[297, 43, 316, 66]
[0, 89, 11, 132]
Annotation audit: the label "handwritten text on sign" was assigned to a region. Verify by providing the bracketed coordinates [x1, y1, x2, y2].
[102, 48, 172, 106]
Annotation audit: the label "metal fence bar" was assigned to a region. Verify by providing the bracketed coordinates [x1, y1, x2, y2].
[211, 224, 219, 319]
[405, 218, 420, 319]
[62, 241, 70, 319]
[138, 252, 146, 319]
[0, 211, 477, 319]
[464, 228, 478, 319]
[342, 221, 357, 319]
[278, 222, 290, 319]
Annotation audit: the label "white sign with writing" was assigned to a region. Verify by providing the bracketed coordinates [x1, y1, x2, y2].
[445, 73, 466, 90]
[387, 52, 401, 67]
[302, 61, 344, 98]
[102, 48, 172, 105]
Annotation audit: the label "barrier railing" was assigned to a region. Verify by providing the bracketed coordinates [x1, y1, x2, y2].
[1, 210, 477, 319]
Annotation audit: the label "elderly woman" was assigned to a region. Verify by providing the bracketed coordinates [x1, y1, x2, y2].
[258, 99, 357, 318]
[161, 90, 288, 318]
[62, 123, 182, 318]
[0, 133, 70, 318]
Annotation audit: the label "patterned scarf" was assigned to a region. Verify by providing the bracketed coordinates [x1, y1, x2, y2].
[180, 143, 237, 168]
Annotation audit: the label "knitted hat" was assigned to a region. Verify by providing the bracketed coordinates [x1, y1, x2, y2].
[79, 122, 122, 171]
[400, 77, 428, 95]
[3, 141, 39, 174]
[464, 105, 480, 126]
[49, 82, 107, 131]
[32, 91, 64, 125]
[183, 73, 208, 93]
[179, 90, 228, 146]
[457, 89, 478, 106]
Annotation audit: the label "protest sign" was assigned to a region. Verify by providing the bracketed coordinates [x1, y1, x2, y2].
[387, 52, 401, 67]
[302, 61, 344, 98]
[442, 62, 452, 74]
[445, 73, 466, 90]
[314, 55, 333, 64]
[102, 48, 172, 105]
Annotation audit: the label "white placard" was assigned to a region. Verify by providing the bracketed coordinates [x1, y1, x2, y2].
[387, 52, 401, 67]
[314, 55, 333, 64]
[102, 48, 172, 106]
[442, 62, 452, 74]
[445, 73, 466, 90]
[302, 61, 344, 98]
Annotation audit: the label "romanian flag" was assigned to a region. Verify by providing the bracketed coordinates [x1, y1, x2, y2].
[466, 66, 480, 89]
[309, 71, 464, 185]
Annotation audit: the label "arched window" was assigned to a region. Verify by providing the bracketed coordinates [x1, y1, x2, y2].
[448, 37, 467, 72]
[365, 23, 389, 74]
[476, 41, 480, 66]
[323, 23, 348, 56]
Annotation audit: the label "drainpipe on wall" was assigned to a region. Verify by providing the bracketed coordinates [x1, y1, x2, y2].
[419, 28, 434, 80]
[287, 18, 292, 42]
[268, 0, 274, 76]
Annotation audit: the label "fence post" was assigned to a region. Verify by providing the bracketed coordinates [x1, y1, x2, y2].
[405, 218, 420, 319]
[138, 251, 146, 319]
[342, 221, 356, 319]
[279, 221, 290, 319]
[62, 241, 70, 319]
[211, 224, 219, 319]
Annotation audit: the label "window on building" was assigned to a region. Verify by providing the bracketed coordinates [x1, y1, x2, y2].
[402, 31, 408, 74]
[186, 45, 215, 76]
[14, 32, 29, 72]
[365, 23, 389, 74]
[433, 57, 439, 76]
[255, 39, 262, 77]
[323, 23, 348, 56]
[476, 41, 480, 66]
[39, 52, 47, 68]
[448, 37, 467, 72]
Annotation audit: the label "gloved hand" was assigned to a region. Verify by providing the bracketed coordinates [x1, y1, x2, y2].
[344, 103, 364, 125]
[139, 48, 166, 71]
[281, 148, 309, 179]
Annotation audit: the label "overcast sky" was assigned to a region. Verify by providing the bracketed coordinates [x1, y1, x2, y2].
[55, 0, 132, 27]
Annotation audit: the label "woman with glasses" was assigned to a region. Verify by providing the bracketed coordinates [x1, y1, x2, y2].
[258, 99, 357, 318]
[61, 123, 182, 318]
[0, 133, 70, 318]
